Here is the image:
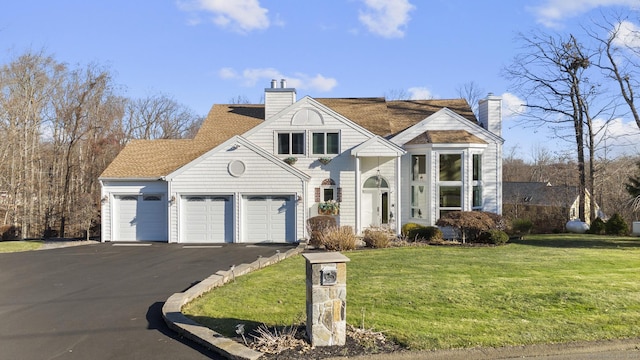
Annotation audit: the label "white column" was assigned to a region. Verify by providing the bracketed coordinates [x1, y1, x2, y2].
[395, 156, 402, 236]
[355, 156, 361, 234]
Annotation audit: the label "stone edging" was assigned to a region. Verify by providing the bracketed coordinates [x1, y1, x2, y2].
[162, 244, 306, 360]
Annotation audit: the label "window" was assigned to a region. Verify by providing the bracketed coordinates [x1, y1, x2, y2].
[323, 188, 334, 202]
[472, 154, 482, 209]
[411, 155, 427, 220]
[473, 154, 482, 181]
[439, 154, 461, 181]
[312, 132, 339, 154]
[439, 153, 463, 218]
[277, 132, 304, 155]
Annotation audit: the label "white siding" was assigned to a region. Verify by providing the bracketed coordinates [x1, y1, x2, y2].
[100, 181, 168, 242]
[168, 145, 305, 243]
[245, 99, 379, 234]
[394, 110, 503, 228]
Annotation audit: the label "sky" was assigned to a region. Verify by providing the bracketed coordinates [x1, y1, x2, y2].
[2, 0, 640, 160]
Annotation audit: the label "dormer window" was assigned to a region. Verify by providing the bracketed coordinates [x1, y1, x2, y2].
[312, 132, 339, 155]
[277, 132, 304, 155]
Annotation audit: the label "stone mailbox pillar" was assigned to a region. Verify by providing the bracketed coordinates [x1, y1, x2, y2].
[302, 252, 350, 347]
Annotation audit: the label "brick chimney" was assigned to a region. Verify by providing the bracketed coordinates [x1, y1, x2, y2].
[478, 93, 502, 137]
[265, 79, 296, 120]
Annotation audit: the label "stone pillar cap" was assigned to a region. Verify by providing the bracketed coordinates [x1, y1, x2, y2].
[303, 252, 350, 264]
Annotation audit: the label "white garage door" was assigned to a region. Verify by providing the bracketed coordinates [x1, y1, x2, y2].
[182, 195, 233, 243]
[243, 195, 294, 242]
[116, 194, 167, 241]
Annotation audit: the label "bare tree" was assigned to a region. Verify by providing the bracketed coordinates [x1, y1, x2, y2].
[124, 94, 199, 140]
[588, 13, 640, 130]
[503, 30, 612, 222]
[456, 81, 485, 117]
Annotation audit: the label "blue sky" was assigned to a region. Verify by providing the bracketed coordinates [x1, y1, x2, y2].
[2, 0, 640, 159]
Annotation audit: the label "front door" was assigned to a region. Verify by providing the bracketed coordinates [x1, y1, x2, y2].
[362, 175, 390, 228]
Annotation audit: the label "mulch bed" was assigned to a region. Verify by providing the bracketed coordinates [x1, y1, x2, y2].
[237, 324, 404, 360]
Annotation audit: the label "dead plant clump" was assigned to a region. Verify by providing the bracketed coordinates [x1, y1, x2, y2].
[362, 228, 392, 248]
[248, 324, 402, 360]
[321, 226, 357, 251]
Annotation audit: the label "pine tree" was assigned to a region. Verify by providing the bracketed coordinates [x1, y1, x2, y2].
[626, 162, 640, 197]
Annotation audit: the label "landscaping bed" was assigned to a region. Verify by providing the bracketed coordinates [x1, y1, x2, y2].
[183, 234, 640, 357]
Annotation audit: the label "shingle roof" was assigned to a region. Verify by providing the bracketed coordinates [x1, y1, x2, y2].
[406, 130, 487, 145]
[315, 98, 476, 137]
[101, 97, 477, 178]
[503, 182, 580, 207]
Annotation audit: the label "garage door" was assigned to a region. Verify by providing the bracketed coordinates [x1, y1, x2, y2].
[116, 194, 167, 241]
[243, 195, 294, 242]
[182, 195, 233, 243]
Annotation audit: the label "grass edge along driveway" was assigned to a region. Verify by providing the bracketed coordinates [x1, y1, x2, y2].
[184, 234, 640, 351]
[0, 240, 42, 252]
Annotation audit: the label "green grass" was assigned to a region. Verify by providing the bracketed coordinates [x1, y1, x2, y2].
[183, 234, 640, 350]
[0, 240, 43, 253]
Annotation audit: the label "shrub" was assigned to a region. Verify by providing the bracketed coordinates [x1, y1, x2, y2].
[306, 216, 336, 247]
[436, 211, 496, 243]
[605, 213, 629, 236]
[479, 229, 509, 245]
[322, 226, 357, 251]
[363, 228, 391, 248]
[0, 225, 21, 241]
[587, 217, 606, 235]
[512, 218, 533, 235]
[408, 226, 443, 243]
[401, 223, 423, 237]
[482, 212, 509, 232]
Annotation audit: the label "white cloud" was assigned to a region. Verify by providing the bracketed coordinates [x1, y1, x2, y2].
[612, 20, 640, 49]
[593, 117, 640, 154]
[220, 67, 338, 92]
[501, 92, 527, 119]
[408, 87, 432, 100]
[358, 0, 415, 38]
[177, 0, 269, 32]
[529, 0, 638, 28]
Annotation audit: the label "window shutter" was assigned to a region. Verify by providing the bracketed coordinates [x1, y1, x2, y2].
[315, 188, 321, 202]
[337, 187, 342, 202]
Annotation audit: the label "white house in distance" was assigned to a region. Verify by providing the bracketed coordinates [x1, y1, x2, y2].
[99, 80, 503, 243]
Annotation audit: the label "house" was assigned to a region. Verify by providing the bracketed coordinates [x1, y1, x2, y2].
[502, 181, 601, 232]
[99, 80, 503, 243]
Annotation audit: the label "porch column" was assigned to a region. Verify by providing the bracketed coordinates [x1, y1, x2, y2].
[355, 156, 361, 234]
[395, 156, 401, 236]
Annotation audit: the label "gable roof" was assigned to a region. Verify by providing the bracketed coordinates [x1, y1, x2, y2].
[315, 98, 476, 138]
[503, 182, 582, 207]
[101, 97, 478, 179]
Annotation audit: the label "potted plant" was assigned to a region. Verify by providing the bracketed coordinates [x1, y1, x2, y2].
[318, 157, 332, 165]
[283, 157, 297, 165]
[318, 200, 340, 215]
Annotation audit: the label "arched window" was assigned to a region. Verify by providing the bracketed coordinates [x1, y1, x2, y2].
[363, 176, 388, 188]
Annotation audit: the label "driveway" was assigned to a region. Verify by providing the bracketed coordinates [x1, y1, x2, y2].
[0, 242, 296, 360]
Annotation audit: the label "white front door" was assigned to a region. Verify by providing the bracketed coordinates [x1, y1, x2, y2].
[362, 189, 390, 228]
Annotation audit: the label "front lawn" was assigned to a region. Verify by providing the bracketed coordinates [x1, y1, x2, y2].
[0, 241, 43, 253]
[183, 234, 640, 350]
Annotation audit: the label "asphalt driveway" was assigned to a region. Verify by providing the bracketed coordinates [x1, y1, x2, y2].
[0, 242, 296, 360]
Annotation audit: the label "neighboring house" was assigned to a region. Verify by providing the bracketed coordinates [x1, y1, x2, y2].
[99, 80, 503, 243]
[503, 181, 601, 232]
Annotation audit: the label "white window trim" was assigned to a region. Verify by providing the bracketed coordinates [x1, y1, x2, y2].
[311, 130, 341, 155]
[275, 131, 305, 156]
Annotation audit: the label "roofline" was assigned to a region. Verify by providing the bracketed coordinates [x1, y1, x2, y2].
[98, 177, 163, 181]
